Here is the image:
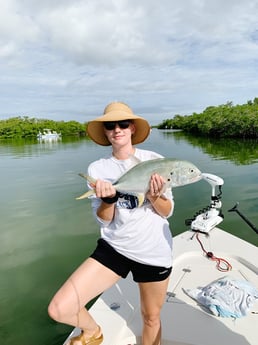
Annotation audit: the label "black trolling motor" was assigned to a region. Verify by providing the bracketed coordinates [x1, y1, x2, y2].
[228, 202, 258, 235]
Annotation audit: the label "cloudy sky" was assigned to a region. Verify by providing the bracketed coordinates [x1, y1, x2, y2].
[1, 0, 258, 124]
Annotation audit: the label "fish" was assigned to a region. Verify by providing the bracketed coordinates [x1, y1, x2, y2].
[76, 158, 202, 206]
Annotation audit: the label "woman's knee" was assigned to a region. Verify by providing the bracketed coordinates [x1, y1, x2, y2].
[141, 310, 161, 328]
[48, 279, 82, 322]
[48, 298, 61, 322]
[48, 292, 72, 323]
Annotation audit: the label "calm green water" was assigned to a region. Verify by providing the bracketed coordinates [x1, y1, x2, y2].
[0, 130, 257, 345]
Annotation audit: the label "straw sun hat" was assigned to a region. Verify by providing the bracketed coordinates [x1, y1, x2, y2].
[87, 102, 151, 146]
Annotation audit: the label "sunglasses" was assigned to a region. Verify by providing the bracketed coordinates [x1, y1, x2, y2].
[103, 120, 132, 131]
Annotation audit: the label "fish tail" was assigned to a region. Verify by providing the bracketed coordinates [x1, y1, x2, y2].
[78, 173, 97, 187]
[76, 173, 96, 200]
[76, 190, 95, 200]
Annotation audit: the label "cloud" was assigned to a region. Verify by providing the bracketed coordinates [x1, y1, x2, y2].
[0, 0, 258, 123]
[0, 1, 39, 61]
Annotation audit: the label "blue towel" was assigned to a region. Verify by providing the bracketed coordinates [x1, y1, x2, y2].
[183, 276, 258, 318]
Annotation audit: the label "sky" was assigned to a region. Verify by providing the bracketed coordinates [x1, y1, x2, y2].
[1, 0, 258, 125]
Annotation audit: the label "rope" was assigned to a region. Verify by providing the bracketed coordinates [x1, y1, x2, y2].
[196, 233, 232, 272]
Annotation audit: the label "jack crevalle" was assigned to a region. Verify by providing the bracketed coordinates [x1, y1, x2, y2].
[76, 158, 202, 206]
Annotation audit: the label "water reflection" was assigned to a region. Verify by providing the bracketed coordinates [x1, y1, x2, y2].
[160, 130, 258, 165]
[0, 137, 93, 159]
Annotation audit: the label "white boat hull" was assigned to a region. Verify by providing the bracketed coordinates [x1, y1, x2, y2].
[63, 228, 258, 345]
[37, 129, 61, 141]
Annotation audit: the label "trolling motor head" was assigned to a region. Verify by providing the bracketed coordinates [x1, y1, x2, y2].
[201, 173, 224, 195]
[201, 173, 224, 209]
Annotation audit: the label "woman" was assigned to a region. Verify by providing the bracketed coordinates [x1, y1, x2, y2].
[48, 102, 174, 345]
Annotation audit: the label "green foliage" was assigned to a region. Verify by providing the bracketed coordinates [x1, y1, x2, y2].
[0, 116, 86, 139]
[163, 130, 258, 165]
[157, 98, 258, 138]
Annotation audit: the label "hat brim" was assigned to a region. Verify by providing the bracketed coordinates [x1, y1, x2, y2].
[87, 110, 151, 146]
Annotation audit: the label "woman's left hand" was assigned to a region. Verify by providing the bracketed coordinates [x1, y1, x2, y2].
[146, 174, 172, 217]
[147, 173, 166, 198]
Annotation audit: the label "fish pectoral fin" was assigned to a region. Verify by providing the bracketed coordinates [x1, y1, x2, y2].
[76, 189, 95, 200]
[136, 193, 145, 207]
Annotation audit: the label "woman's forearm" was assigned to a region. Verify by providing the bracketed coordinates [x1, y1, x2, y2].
[96, 200, 116, 222]
[146, 193, 173, 217]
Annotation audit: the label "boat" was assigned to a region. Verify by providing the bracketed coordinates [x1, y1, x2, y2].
[37, 129, 61, 141]
[63, 174, 258, 345]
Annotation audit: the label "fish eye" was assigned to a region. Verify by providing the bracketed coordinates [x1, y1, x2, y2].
[170, 172, 173, 175]
[167, 178, 171, 181]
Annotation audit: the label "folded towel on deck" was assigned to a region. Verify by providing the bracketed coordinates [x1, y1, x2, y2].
[183, 276, 258, 318]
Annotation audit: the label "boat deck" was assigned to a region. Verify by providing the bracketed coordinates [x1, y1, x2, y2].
[64, 228, 258, 345]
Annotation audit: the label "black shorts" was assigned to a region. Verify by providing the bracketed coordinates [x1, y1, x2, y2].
[90, 239, 172, 283]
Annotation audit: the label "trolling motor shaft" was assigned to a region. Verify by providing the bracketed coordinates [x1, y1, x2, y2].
[190, 173, 224, 233]
[228, 202, 258, 235]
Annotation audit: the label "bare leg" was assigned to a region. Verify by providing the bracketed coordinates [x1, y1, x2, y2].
[139, 277, 170, 345]
[48, 257, 120, 342]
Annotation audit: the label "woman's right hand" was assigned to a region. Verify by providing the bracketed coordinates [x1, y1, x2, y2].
[95, 180, 117, 221]
[94, 179, 117, 199]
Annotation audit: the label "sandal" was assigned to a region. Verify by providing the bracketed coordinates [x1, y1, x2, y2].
[69, 326, 103, 345]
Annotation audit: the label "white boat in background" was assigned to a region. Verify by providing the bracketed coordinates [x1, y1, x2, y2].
[63, 174, 258, 345]
[37, 129, 61, 141]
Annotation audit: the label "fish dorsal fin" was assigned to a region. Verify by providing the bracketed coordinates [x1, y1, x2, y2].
[128, 154, 141, 168]
[112, 155, 141, 186]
